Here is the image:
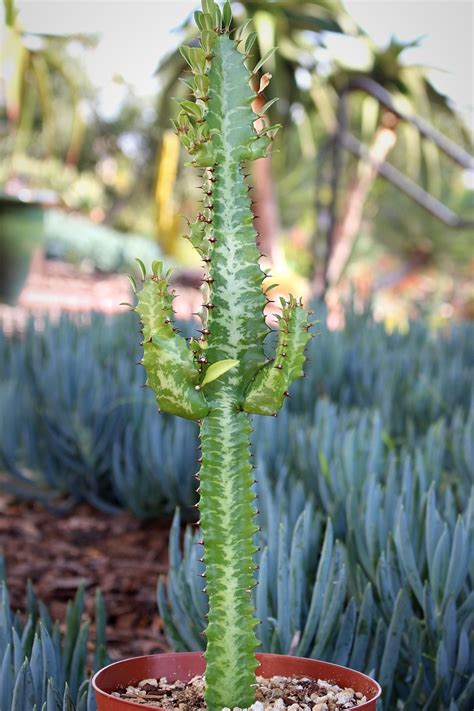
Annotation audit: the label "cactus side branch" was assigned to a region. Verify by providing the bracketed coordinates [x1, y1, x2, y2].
[135, 261, 209, 421]
[244, 296, 313, 416]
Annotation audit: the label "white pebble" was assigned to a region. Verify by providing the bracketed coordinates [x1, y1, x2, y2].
[336, 691, 353, 704]
[316, 680, 332, 691]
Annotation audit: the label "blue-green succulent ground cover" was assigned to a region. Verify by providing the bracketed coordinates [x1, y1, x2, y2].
[0, 306, 473, 709]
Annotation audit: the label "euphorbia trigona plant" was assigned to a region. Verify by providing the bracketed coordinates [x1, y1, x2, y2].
[134, 2, 311, 708]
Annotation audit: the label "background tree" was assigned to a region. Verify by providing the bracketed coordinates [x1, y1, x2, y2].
[0, 0, 95, 164]
[316, 35, 472, 292]
[153, 0, 352, 263]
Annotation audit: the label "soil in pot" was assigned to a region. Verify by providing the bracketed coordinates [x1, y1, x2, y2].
[93, 653, 381, 711]
[113, 673, 369, 710]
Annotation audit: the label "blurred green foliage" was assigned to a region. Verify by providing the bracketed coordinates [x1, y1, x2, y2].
[1, 0, 472, 292]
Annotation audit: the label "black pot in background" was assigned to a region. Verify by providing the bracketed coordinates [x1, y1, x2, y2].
[0, 191, 48, 305]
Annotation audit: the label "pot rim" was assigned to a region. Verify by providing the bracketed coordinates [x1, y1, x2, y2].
[92, 651, 382, 709]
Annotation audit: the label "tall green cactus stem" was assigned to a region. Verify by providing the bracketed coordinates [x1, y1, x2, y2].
[135, 2, 311, 708]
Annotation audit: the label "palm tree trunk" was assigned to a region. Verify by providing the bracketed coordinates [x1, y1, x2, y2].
[252, 155, 285, 267]
[251, 88, 284, 269]
[326, 113, 398, 287]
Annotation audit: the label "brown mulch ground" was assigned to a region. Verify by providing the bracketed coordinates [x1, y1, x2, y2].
[0, 494, 175, 660]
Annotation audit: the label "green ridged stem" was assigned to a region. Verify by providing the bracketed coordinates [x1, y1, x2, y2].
[199, 394, 259, 708]
[135, 2, 311, 708]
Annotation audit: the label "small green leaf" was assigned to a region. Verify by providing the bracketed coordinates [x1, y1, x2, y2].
[151, 260, 163, 278]
[199, 359, 239, 388]
[202, 0, 216, 16]
[253, 48, 277, 74]
[258, 122, 282, 136]
[201, 30, 215, 56]
[195, 74, 209, 97]
[259, 97, 279, 116]
[127, 274, 137, 293]
[211, 2, 221, 29]
[179, 45, 193, 66]
[245, 32, 257, 54]
[223, 1, 232, 29]
[178, 100, 203, 120]
[236, 18, 253, 41]
[194, 10, 204, 30]
[189, 338, 200, 353]
[176, 111, 192, 131]
[179, 46, 206, 74]
[200, 14, 214, 32]
[135, 258, 146, 279]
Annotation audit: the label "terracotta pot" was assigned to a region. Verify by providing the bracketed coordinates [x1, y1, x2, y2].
[93, 652, 381, 710]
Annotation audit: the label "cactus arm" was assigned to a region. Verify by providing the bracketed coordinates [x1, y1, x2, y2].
[244, 296, 312, 415]
[135, 263, 209, 421]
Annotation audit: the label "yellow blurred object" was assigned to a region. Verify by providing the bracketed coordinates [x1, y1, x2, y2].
[383, 312, 409, 334]
[1, 0, 86, 162]
[1, 23, 27, 123]
[263, 264, 310, 309]
[155, 130, 181, 254]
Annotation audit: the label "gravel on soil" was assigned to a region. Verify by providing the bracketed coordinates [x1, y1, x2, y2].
[115, 674, 368, 710]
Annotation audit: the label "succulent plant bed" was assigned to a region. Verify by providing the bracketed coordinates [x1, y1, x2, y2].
[1, 307, 472, 518]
